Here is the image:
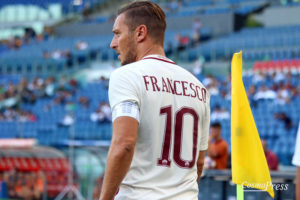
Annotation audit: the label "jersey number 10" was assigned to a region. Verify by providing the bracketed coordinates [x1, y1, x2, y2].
[158, 106, 198, 169]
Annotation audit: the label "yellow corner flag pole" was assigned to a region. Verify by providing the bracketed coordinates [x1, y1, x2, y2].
[231, 51, 274, 199]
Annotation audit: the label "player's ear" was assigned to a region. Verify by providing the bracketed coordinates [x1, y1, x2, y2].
[135, 25, 147, 43]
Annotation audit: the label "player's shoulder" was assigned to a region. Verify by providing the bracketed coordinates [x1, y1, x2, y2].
[109, 62, 145, 86]
[110, 63, 138, 78]
[111, 60, 144, 75]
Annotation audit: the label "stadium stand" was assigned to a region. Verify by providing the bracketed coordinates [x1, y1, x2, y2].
[0, 145, 74, 199]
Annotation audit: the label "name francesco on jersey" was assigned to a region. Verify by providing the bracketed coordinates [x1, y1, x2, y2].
[143, 75, 207, 103]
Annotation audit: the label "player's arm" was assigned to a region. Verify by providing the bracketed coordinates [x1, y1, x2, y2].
[197, 150, 206, 182]
[198, 91, 210, 181]
[99, 116, 138, 200]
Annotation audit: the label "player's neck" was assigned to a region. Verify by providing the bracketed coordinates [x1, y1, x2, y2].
[136, 44, 165, 61]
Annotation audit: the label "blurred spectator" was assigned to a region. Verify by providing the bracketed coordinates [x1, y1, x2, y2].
[0, 76, 80, 122]
[43, 50, 51, 59]
[202, 74, 214, 86]
[100, 102, 111, 121]
[5, 168, 18, 198]
[254, 85, 276, 100]
[26, 111, 37, 122]
[42, 26, 53, 41]
[290, 86, 299, 100]
[203, 75, 226, 97]
[0, 109, 22, 121]
[274, 112, 293, 130]
[58, 113, 74, 127]
[19, 111, 37, 122]
[24, 27, 36, 40]
[207, 81, 220, 96]
[44, 77, 56, 97]
[1, 27, 53, 51]
[29, 77, 44, 93]
[247, 85, 257, 107]
[75, 41, 88, 50]
[193, 55, 205, 75]
[4, 108, 18, 121]
[82, 4, 92, 22]
[0, 112, 5, 121]
[52, 49, 66, 60]
[79, 96, 90, 108]
[53, 86, 73, 105]
[276, 82, 290, 105]
[69, 78, 79, 92]
[207, 122, 228, 170]
[271, 71, 285, 83]
[253, 71, 266, 84]
[166, 0, 181, 12]
[33, 171, 45, 199]
[90, 102, 111, 124]
[98, 76, 109, 89]
[13, 37, 22, 49]
[5, 82, 17, 98]
[43, 49, 71, 60]
[175, 34, 190, 52]
[192, 18, 202, 45]
[211, 105, 229, 121]
[18, 78, 37, 104]
[261, 139, 279, 171]
[2, 169, 45, 200]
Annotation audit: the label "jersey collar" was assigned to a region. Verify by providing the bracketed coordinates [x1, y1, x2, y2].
[142, 54, 176, 65]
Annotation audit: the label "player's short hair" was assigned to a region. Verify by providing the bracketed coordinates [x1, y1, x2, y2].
[211, 122, 222, 129]
[117, 1, 166, 46]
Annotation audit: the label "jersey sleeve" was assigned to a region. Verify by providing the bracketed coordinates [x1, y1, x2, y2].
[199, 93, 210, 151]
[109, 68, 141, 111]
[292, 121, 300, 166]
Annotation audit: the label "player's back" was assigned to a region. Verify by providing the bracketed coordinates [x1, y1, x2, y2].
[109, 55, 210, 200]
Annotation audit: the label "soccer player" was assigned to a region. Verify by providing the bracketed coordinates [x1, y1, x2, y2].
[99, 1, 210, 200]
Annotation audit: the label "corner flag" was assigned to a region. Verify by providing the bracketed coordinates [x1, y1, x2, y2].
[231, 51, 274, 199]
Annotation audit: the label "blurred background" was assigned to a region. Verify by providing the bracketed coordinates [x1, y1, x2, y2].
[0, 0, 299, 199]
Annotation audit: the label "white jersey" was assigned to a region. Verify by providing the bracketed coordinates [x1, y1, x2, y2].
[109, 55, 210, 200]
[292, 121, 300, 166]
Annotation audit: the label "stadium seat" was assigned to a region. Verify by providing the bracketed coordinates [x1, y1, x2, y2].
[0, 157, 10, 171]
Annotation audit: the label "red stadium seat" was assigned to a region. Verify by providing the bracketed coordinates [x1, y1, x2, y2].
[41, 158, 54, 171]
[26, 158, 39, 171]
[58, 158, 71, 172]
[260, 61, 271, 72]
[0, 157, 10, 171]
[273, 60, 284, 72]
[253, 61, 262, 72]
[49, 158, 62, 171]
[35, 158, 48, 171]
[296, 59, 300, 70]
[16, 157, 31, 171]
[9, 157, 21, 170]
[3, 157, 14, 170]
